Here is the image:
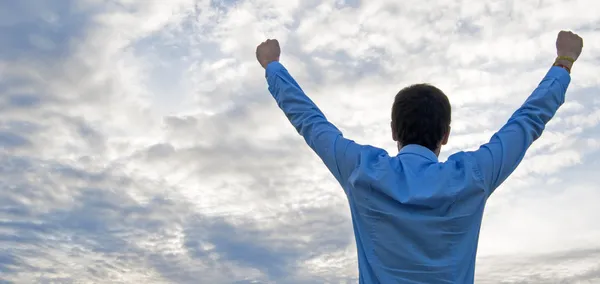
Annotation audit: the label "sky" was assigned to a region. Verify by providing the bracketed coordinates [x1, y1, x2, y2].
[0, 0, 599, 283]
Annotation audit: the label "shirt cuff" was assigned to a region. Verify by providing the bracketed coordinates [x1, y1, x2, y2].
[265, 61, 284, 78]
[547, 65, 572, 89]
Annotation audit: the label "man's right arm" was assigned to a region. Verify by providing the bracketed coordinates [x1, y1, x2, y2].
[467, 30, 582, 196]
[467, 65, 571, 195]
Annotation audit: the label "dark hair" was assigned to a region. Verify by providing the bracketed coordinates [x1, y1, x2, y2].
[391, 84, 451, 152]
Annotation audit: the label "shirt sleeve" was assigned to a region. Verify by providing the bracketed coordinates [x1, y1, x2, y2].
[265, 61, 363, 188]
[467, 66, 572, 196]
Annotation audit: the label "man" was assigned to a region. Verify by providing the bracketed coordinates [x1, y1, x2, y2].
[256, 31, 583, 283]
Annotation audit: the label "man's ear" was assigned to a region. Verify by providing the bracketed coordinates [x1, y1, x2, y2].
[391, 121, 397, 141]
[441, 125, 451, 145]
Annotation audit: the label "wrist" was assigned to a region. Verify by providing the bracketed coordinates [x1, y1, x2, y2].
[261, 59, 278, 69]
[553, 58, 573, 73]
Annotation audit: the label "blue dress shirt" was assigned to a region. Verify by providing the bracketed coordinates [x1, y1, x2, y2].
[265, 61, 571, 283]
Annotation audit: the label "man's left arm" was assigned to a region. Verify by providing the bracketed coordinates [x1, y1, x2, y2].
[265, 61, 362, 186]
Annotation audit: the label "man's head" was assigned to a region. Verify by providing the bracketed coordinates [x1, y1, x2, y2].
[391, 84, 451, 155]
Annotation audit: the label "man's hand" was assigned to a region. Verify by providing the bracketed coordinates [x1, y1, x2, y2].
[256, 39, 280, 69]
[555, 30, 583, 71]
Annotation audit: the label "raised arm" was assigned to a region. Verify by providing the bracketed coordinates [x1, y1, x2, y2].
[467, 31, 583, 196]
[256, 39, 363, 187]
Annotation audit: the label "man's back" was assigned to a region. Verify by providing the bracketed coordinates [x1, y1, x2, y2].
[347, 145, 486, 283]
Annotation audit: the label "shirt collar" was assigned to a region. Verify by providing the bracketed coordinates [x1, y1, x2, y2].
[398, 144, 439, 162]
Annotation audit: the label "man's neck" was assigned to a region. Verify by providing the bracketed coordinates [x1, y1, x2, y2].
[397, 143, 441, 157]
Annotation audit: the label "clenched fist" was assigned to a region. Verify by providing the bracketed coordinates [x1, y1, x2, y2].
[556, 30, 583, 62]
[256, 39, 280, 69]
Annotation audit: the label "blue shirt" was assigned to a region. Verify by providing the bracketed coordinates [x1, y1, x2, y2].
[265, 62, 571, 283]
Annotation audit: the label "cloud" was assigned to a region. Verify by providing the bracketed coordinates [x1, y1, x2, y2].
[476, 248, 600, 283]
[1, 0, 599, 283]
